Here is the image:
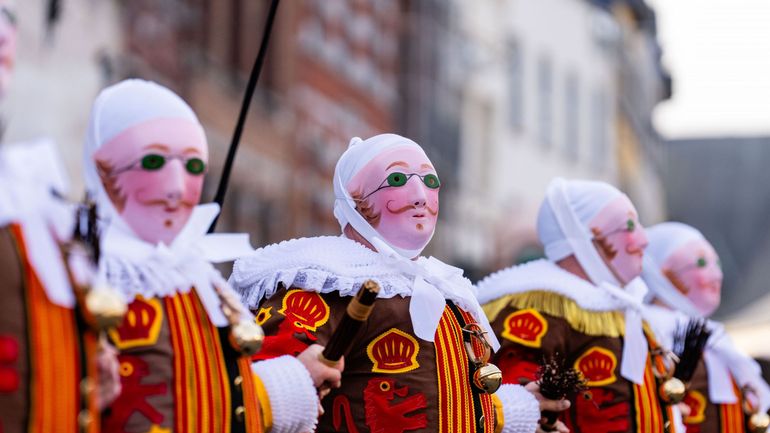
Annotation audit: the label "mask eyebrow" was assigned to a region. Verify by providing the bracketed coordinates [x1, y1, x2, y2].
[144, 143, 171, 152]
[386, 161, 409, 170]
[420, 163, 434, 171]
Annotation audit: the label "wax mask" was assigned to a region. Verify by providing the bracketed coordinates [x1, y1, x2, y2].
[346, 146, 440, 252]
[662, 238, 722, 316]
[589, 195, 648, 285]
[0, 2, 17, 98]
[94, 118, 207, 245]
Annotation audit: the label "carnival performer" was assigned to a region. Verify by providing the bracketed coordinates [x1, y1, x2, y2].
[641, 222, 770, 433]
[0, 1, 122, 430]
[230, 133, 569, 433]
[85, 79, 341, 433]
[477, 178, 679, 433]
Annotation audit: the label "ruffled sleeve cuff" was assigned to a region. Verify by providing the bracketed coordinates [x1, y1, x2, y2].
[495, 384, 541, 433]
[252, 355, 319, 433]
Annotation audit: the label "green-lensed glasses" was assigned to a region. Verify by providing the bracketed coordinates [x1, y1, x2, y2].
[116, 153, 207, 176]
[361, 172, 441, 200]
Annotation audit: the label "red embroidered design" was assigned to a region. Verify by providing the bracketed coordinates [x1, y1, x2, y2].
[0, 335, 19, 393]
[254, 290, 330, 361]
[574, 347, 618, 387]
[253, 318, 317, 360]
[682, 390, 706, 427]
[103, 355, 168, 432]
[574, 388, 630, 433]
[278, 290, 330, 330]
[497, 346, 539, 385]
[366, 329, 420, 373]
[501, 309, 548, 348]
[364, 378, 428, 433]
[108, 296, 163, 350]
[331, 379, 429, 433]
[333, 395, 360, 433]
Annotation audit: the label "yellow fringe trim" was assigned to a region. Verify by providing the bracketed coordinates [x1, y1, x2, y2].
[483, 291, 628, 338]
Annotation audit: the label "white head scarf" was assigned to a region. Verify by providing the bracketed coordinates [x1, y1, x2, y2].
[333, 133, 433, 259]
[537, 177, 649, 384]
[537, 178, 624, 286]
[641, 222, 706, 317]
[332, 133, 498, 349]
[83, 79, 252, 326]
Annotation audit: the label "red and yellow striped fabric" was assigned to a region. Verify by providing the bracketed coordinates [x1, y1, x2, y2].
[632, 356, 665, 433]
[719, 381, 746, 433]
[11, 223, 88, 433]
[166, 292, 233, 433]
[435, 306, 495, 433]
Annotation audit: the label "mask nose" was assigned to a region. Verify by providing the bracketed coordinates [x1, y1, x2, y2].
[406, 176, 428, 208]
[160, 160, 186, 205]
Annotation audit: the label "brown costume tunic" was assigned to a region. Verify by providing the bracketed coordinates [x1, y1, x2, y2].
[102, 289, 270, 433]
[680, 358, 746, 433]
[483, 290, 672, 433]
[254, 286, 499, 433]
[0, 223, 99, 433]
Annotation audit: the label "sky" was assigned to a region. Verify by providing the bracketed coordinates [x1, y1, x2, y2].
[648, 0, 770, 139]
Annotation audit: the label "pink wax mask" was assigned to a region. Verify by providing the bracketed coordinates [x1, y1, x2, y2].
[0, 1, 18, 98]
[93, 117, 208, 246]
[345, 146, 440, 252]
[661, 238, 722, 316]
[588, 195, 648, 285]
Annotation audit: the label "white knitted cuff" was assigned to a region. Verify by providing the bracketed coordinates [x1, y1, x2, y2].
[252, 355, 318, 433]
[497, 384, 541, 433]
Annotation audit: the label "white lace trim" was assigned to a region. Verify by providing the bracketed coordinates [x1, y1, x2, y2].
[497, 384, 540, 433]
[477, 259, 632, 312]
[231, 236, 416, 308]
[252, 356, 318, 433]
[230, 235, 498, 349]
[98, 204, 253, 327]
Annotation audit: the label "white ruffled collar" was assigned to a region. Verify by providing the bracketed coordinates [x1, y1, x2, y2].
[230, 235, 499, 349]
[0, 139, 75, 308]
[476, 259, 641, 312]
[98, 203, 253, 326]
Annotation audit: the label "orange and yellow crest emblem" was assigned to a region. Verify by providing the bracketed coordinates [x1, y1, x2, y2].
[574, 346, 618, 387]
[279, 289, 330, 331]
[108, 296, 163, 350]
[682, 390, 707, 424]
[501, 309, 548, 348]
[367, 328, 420, 373]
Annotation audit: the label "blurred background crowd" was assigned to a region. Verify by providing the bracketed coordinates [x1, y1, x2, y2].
[5, 0, 770, 368]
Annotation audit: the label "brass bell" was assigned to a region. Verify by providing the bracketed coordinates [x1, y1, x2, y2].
[85, 287, 127, 330]
[658, 377, 686, 404]
[230, 320, 264, 356]
[473, 363, 503, 394]
[748, 412, 770, 433]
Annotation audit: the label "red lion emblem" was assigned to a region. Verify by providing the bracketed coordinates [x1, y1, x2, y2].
[333, 377, 428, 433]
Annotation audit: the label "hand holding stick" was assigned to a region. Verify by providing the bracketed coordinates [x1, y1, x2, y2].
[317, 280, 380, 395]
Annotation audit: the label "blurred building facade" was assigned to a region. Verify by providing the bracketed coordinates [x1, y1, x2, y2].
[9, 0, 669, 278]
[447, 0, 670, 278]
[119, 0, 403, 246]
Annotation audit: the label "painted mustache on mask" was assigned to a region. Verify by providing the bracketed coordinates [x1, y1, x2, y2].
[386, 201, 438, 216]
[140, 198, 197, 210]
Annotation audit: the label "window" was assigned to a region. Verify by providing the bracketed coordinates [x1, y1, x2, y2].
[507, 40, 523, 130]
[564, 71, 579, 160]
[537, 56, 553, 148]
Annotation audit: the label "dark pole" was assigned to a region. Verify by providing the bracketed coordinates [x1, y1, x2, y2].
[208, 0, 281, 233]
